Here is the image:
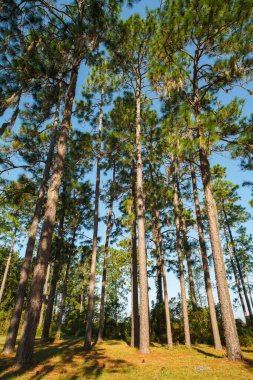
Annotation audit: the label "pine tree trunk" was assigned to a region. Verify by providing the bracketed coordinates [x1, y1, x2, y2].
[223, 207, 253, 320]
[0, 232, 16, 305]
[161, 248, 173, 348]
[152, 226, 163, 305]
[190, 162, 222, 350]
[84, 90, 103, 351]
[156, 255, 163, 304]
[0, 105, 20, 136]
[97, 196, 114, 341]
[177, 182, 197, 308]
[223, 226, 248, 321]
[154, 211, 173, 349]
[41, 210, 65, 341]
[14, 58, 79, 366]
[246, 272, 253, 309]
[130, 157, 139, 348]
[38, 263, 51, 328]
[3, 106, 59, 354]
[135, 85, 150, 354]
[171, 164, 191, 347]
[55, 248, 73, 340]
[198, 144, 242, 361]
[130, 215, 140, 347]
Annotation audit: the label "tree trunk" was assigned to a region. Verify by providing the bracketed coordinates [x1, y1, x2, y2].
[154, 210, 173, 349]
[161, 247, 173, 348]
[41, 209, 65, 341]
[223, 226, 248, 321]
[97, 196, 114, 341]
[130, 215, 140, 347]
[246, 272, 253, 309]
[38, 263, 51, 328]
[198, 144, 242, 361]
[0, 105, 20, 136]
[0, 232, 16, 305]
[3, 105, 59, 354]
[223, 207, 253, 321]
[177, 181, 197, 309]
[189, 162, 222, 350]
[135, 85, 150, 354]
[14, 58, 79, 366]
[55, 230, 75, 341]
[130, 157, 139, 348]
[84, 90, 103, 351]
[171, 163, 191, 347]
[55, 262, 70, 340]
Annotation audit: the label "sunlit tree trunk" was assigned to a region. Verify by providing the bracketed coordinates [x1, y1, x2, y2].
[155, 211, 173, 349]
[97, 196, 114, 341]
[177, 181, 197, 308]
[41, 209, 65, 341]
[136, 82, 150, 354]
[56, 226, 77, 340]
[0, 232, 16, 305]
[3, 106, 59, 354]
[130, 158, 139, 347]
[223, 206, 253, 320]
[15, 57, 80, 366]
[198, 141, 241, 360]
[246, 271, 253, 309]
[189, 162, 222, 350]
[171, 162, 191, 347]
[223, 226, 247, 321]
[38, 263, 51, 328]
[84, 90, 103, 351]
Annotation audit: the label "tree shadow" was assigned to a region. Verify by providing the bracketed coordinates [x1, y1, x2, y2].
[82, 348, 133, 378]
[243, 357, 253, 368]
[193, 346, 225, 359]
[0, 339, 134, 380]
[0, 339, 82, 380]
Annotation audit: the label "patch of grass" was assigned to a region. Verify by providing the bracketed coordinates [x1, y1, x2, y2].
[0, 336, 252, 379]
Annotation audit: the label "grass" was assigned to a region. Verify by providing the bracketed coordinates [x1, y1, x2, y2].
[0, 336, 253, 379]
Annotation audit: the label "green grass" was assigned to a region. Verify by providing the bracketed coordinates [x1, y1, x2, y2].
[0, 336, 253, 379]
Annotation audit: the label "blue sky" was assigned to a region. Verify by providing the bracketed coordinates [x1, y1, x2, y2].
[1, 0, 252, 320]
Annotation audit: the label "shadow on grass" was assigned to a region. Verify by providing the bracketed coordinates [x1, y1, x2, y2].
[82, 347, 132, 378]
[0, 338, 133, 380]
[193, 346, 225, 359]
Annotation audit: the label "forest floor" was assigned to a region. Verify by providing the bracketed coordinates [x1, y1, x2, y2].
[0, 336, 253, 379]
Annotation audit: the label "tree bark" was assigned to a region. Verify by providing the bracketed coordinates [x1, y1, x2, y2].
[38, 263, 51, 328]
[3, 105, 60, 354]
[223, 207, 253, 321]
[41, 209, 65, 341]
[189, 162, 222, 350]
[154, 211, 173, 349]
[14, 58, 79, 366]
[0, 105, 20, 136]
[198, 144, 242, 361]
[55, 225, 77, 341]
[97, 195, 114, 341]
[130, 157, 139, 348]
[171, 163, 191, 347]
[130, 215, 140, 347]
[177, 181, 197, 309]
[0, 232, 16, 305]
[84, 90, 103, 351]
[55, 260, 70, 340]
[161, 246, 173, 348]
[135, 84, 150, 354]
[246, 272, 253, 309]
[223, 226, 248, 321]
